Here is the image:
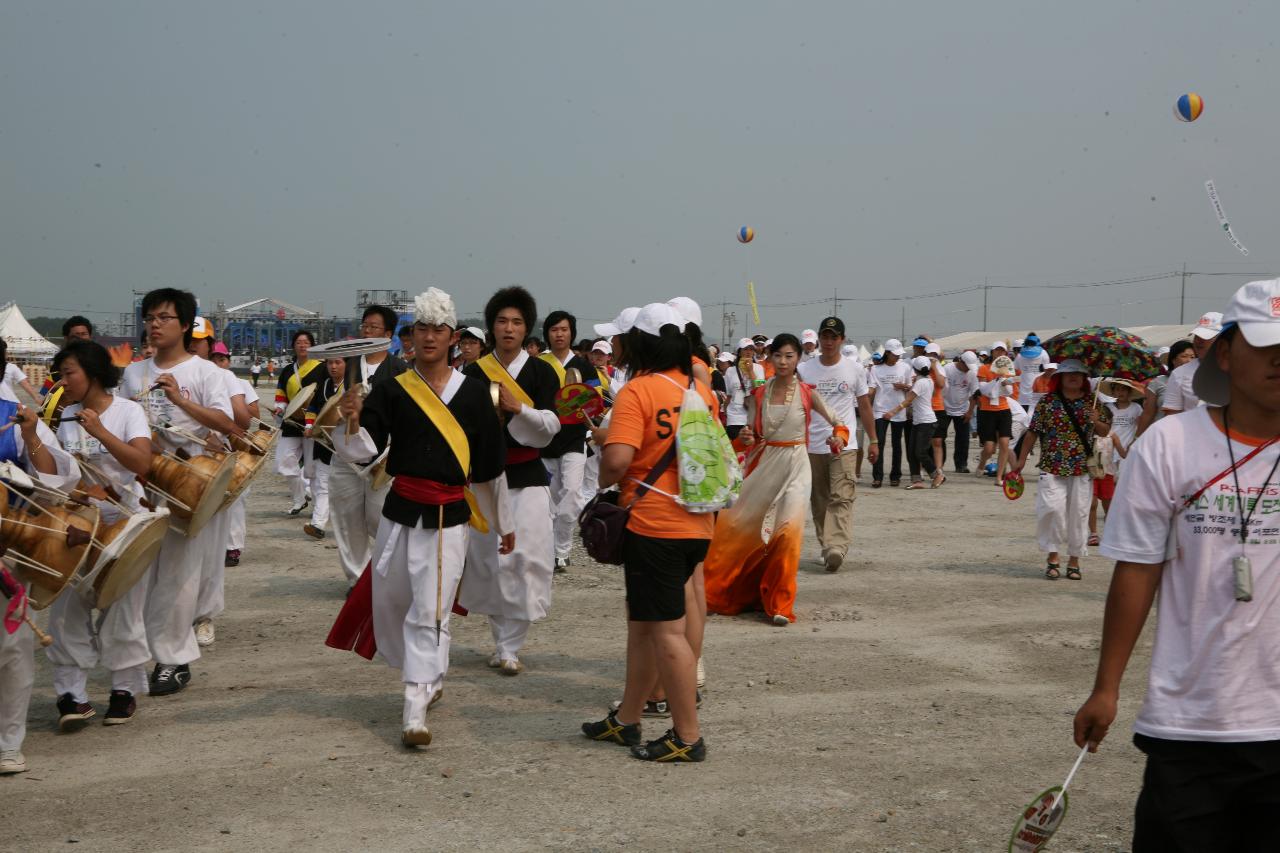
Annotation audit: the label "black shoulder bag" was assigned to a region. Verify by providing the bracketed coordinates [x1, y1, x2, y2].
[578, 442, 677, 566]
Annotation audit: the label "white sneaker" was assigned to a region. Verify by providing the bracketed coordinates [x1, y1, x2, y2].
[696, 657, 706, 688]
[0, 749, 27, 774]
[195, 619, 215, 647]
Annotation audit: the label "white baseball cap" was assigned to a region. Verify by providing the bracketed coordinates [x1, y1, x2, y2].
[925, 342, 941, 356]
[737, 337, 754, 352]
[1193, 279, 1280, 405]
[801, 329, 818, 345]
[991, 340, 1008, 352]
[883, 338, 905, 356]
[460, 326, 486, 342]
[979, 349, 990, 356]
[960, 351, 979, 368]
[910, 355, 931, 371]
[191, 316, 214, 340]
[594, 306, 641, 338]
[841, 344, 857, 358]
[666, 297, 702, 329]
[1190, 310, 1225, 341]
[1012, 338, 1025, 348]
[591, 340, 612, 355]
[716, 350, 734, 363]
[632, 302, 684, 337]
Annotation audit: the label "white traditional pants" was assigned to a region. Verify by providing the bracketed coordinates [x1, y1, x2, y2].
[227, 490, 248, 551]
[274, 436, 314, 508]
[579, 450, 601, 505]
[459, 483, 553, 662]
[544, 452, 587, 561]
[0, 618, 34, 751]
[196, 508, 230, 623]
[1036, 473, 1092, 558]
[310, 461, 332, 531]
[46, 578, 150, 699]
[370, 517, 468, 691]
[144, 519, 223, 665]
[329, 459, 387, 585]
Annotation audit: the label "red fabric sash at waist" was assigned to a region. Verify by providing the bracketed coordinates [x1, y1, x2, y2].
[391, 476, 464, 505]
[507, 446, 539, 465]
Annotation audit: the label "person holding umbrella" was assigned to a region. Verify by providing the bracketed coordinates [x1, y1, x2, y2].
[1009, 360, 1111, 580]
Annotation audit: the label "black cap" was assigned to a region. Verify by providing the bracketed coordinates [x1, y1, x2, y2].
[818, 316, 845, 336]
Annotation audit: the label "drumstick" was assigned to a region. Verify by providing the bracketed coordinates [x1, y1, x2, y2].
[10, 414, 81, 425]
[436, 504, 444, 636]
[24, 614, 52, 647]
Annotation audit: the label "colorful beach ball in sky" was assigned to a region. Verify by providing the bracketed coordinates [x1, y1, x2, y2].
[1174, 93, 1204, 122]
[737, 226, 754, 243]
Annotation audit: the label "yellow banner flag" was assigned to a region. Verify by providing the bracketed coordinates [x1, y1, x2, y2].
[747, 281, 760, 325]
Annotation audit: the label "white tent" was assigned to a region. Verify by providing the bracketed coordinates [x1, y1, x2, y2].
[930, 324, 1196, 356]
[0, 302, 58, 359]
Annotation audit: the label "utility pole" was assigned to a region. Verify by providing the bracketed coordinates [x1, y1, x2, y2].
[832, 288, 837, 317]
[900, 304, 906, 341]
[1179, 262, 1187, 325]
[982, 277, 989, 332]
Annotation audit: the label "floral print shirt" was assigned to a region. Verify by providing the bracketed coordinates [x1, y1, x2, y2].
[1028, 391, 1112, 477]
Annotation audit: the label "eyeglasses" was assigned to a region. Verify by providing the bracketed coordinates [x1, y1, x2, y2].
[359, 323, 386, 334]
[143, 314, 179, 325]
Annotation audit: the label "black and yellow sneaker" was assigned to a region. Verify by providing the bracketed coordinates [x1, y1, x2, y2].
[581, 712, 641, 746]
[630, 729, 706, 762]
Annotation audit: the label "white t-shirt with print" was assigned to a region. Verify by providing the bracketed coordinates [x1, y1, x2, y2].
[942, 363, 979, 416]
[117, 355, 233, 457]
[869, 361, 913, 422]
[909, 377, 937, 425]
[1014, 351, 1051, 404]
[1162, 360, 1201, 413]
[1107, 400, 1141, 457]
[57, 397, 150, 518]
[723, 362, 765, 427]
[798, 355, 868, 454]
[1099, 407, 1280, 742]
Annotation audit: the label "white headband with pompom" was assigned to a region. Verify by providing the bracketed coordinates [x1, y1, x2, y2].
[413, 287, 457, 329]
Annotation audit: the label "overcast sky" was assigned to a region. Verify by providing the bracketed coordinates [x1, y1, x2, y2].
[3, 1, 1278, 343]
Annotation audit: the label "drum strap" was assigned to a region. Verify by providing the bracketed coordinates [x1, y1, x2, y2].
[476, 354, 534, 409]
[285, 359, 321, 401]
[538, 352, 568, 387]
[393, 370, 488, 532]
[40, 385, 66, 427]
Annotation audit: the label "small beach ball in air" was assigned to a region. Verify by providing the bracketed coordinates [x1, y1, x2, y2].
[1174, 93, 1204, 122]
[737, 226, 754, 244]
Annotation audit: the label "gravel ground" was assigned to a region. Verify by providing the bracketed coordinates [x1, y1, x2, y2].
[4, 433, 1151, 852]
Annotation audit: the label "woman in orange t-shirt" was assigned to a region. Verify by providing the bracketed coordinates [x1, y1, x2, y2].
[580, 304, 715, 763]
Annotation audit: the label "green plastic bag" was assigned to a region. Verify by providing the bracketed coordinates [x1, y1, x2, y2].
[674, 382, 742, 513]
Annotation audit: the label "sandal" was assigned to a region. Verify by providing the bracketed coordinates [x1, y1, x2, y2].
[904, 482, 927, 490]
[931, 474, 947, 489]
[1066, 566, 1082, 581]
[1044, 563, 1061, 580]
[872, 481, 883, 489]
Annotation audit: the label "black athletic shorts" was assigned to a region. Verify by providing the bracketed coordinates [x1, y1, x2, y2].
[1133, 733, 1280, 851]
[622, 530, 709, 622]
[932, 414, 950, 440]
[976, 408, 1013, 442]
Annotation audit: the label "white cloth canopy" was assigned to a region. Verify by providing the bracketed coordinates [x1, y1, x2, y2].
[930, 324, 1197, 357]
[0, 302, 58, 359]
